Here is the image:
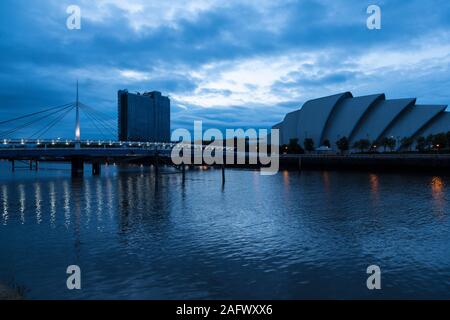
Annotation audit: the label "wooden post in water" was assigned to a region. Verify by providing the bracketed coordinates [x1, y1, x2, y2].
[221, 152, 226, 185]
[92, 161, 101, 176]
[221, 164, 225, 185]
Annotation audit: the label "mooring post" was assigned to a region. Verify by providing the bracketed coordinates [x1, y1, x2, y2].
[92, 161, 101, 176]
[221, 152, 226, 185]
[221, 164, 225, 185]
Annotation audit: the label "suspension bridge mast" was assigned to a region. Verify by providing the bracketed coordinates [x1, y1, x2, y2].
[75, 81, 81, 149]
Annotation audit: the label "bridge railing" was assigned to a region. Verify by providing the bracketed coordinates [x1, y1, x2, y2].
[0, 139, 236, 152]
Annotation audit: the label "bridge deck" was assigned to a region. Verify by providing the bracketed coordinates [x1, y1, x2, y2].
[0, 148, 171, 160]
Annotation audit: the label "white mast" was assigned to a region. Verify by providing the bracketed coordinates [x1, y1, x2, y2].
[75, 80, 81, 149]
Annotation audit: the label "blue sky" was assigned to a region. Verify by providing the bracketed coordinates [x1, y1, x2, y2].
[0, 0, 450, 139]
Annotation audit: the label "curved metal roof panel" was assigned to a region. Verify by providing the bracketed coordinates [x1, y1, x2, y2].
[272, 122, 284, 145]
[416, 111, 450, 137]
[350, 98, 415, 144]
[296, 92, 352, 147]
[279, 109, 301, 145]
[381, 104, 446, 142]
[321, 94, 384, 146]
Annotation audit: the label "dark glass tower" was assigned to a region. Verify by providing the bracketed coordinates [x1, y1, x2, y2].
[118, 90, 170, 142]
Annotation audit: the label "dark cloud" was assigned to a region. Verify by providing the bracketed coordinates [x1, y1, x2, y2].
[0, 0, 449, 139]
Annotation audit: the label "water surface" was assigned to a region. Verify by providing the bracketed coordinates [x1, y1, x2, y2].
[0, 161, 449, 299]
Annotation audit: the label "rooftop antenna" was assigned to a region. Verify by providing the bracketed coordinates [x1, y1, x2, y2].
[75, 80, 81, 149]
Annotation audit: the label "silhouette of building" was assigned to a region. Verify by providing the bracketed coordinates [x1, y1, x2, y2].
[273, 92, 449, 151]
[118, 90, 170, 142]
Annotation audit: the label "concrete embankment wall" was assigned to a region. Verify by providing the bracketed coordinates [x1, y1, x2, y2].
[279, 154, 450, 172]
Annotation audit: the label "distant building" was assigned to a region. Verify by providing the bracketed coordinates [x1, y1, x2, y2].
[273, 92, 449, 151]
[118, 90, 170, 142]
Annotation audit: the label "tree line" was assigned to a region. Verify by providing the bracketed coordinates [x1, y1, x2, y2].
[280, 131, 450, 154]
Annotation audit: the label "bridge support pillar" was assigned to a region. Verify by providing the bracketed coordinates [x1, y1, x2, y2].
[92, 161, 101, 176]
[71, 158, 84, 177]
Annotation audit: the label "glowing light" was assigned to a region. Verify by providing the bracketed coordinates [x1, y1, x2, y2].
[369, 174, 379, 200]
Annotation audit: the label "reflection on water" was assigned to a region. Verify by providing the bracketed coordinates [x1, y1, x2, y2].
[0, 161, 449, 299]
[431, 176, 446, 215]
[369, 174, 379, 201]
[321, 171, 330, 193]
[2, 184, 7, 226]
[282, 170, 290, 190]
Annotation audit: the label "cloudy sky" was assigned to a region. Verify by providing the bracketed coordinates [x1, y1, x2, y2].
[0, 0, 449, 139]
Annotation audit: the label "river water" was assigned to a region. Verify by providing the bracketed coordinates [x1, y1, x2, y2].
[0, 160, 449, 299]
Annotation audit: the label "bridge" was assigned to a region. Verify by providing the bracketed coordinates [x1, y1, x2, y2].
[0, 84, 233, 179]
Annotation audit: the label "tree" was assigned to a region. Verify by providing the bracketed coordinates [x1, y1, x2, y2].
[415, 136, 426, 152]
[280, 139, 304, 154]
[400, 137, 413, 151]
[353, 139, 371, 153]
[288, 138, 304, 154]
[280, 144, 289, 154]
[432, 133, 447, 150]
[426, 134, 434, 150]
[386, 137, 396, 151]
[303, 138, 315, 152]
[378, 137, 396, 152]
[322, 139, 331, 148]
[336, 136, 349, 154]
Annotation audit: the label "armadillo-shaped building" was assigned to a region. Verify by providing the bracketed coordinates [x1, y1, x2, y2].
[273, 92, 449, 151]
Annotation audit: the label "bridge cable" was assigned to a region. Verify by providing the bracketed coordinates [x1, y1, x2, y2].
[79, 104, 117, 138]
[0, 102, 74, 126]
[79, 103, 117, 133]
[31, 105, 76, 139]
[79, 102, 116, 124]
[0, 104, 75, 139]
[78, 107, 112, 140]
